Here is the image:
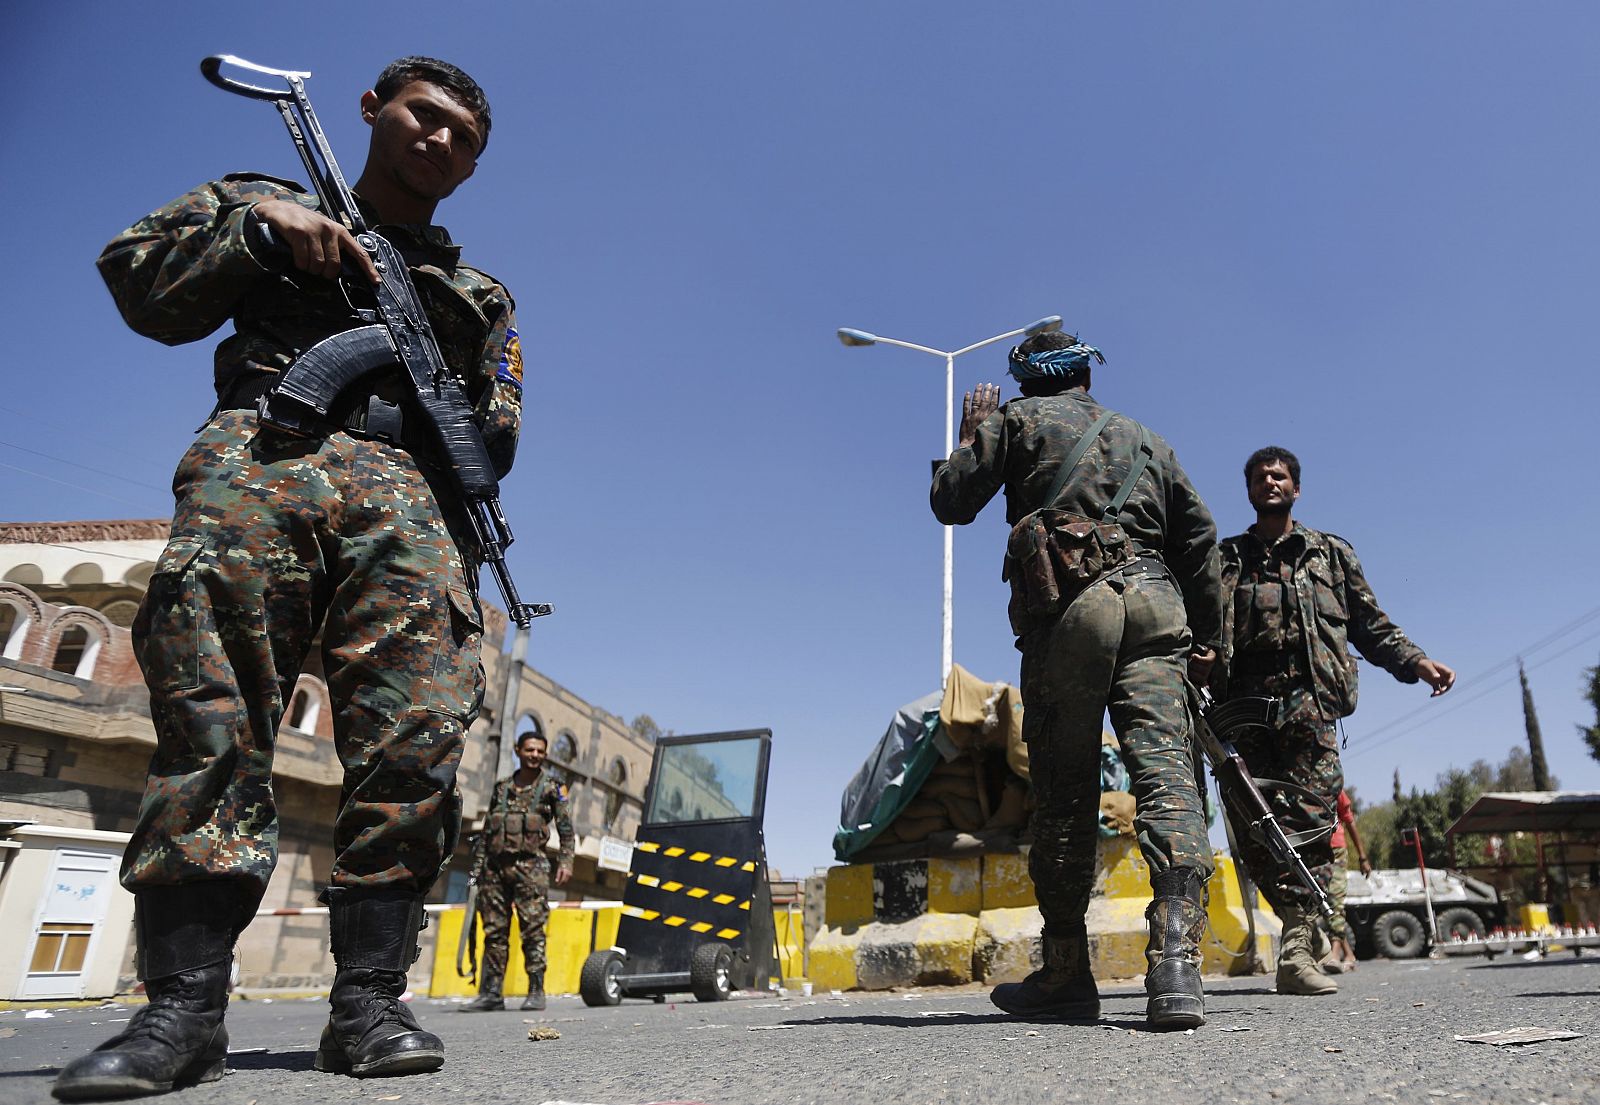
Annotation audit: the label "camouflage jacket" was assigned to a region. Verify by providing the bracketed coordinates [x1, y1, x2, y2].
[96, 174, 522, 476]
[931, 389, 1223, 649]
[474, 770, 575, 869]
[1219, 522, 1425, 721]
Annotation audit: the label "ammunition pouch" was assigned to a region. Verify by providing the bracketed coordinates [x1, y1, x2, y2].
[1003, 508, 1135, 637]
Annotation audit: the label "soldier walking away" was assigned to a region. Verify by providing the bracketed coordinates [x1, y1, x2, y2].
[56, 58, 521, 1100]
[461, 730, 575, 1012]
[1216, 446, 1453, 997]
[932, 329, 1223, 1030]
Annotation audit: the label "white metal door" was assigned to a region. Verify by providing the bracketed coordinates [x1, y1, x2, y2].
[19, 849, 118, 1000]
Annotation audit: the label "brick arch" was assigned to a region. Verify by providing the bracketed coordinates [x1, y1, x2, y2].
[43, 607, 114, 680]
[0, 583, 44, 662]
[285, 674, 329, 735]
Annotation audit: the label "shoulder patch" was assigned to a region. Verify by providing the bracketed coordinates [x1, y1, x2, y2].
[496, 326, 524, 391]
[555, 783, 568, 802]
[221, 172, 308, 192]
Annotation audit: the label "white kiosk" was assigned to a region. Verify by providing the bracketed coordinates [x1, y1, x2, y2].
[0, 822, 135, 1000]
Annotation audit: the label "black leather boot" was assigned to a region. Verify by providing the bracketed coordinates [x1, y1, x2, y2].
[520, 971, 546, 1012]
[53, 883, 240, 1100]
[459, 966, 505, 1012]
[989, 926, 1099, 1021]
[1144, 867, 1208, 1030]
[314, 889, 444, 1077]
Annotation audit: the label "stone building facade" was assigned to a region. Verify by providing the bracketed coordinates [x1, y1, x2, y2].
[0, 520, 652, 987]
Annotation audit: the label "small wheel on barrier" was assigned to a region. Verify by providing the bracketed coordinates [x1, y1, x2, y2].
[690, 943, 734, 1002]
[580, 949, 625, 1007]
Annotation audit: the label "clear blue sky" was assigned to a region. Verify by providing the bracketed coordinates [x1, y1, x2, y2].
[4, 4, 1599, 878]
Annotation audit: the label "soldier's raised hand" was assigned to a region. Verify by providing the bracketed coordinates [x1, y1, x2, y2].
[959, 383, 1002, 448]
[554, 862, 573, 887]
[250, 199, 381, 285]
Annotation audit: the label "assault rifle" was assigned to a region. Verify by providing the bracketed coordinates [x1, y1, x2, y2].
[1193, 687, 1336, 920]
[200, 55, 550, 629]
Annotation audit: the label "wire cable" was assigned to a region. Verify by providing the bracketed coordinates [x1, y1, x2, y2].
[1341, 603, 1600, 752]
[0, 460, 152, 511]
[0, 438, 167, 494]
[1343, 622, 1600, 760]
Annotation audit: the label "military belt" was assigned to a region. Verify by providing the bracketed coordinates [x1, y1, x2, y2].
[1232, 649, 1306, 676]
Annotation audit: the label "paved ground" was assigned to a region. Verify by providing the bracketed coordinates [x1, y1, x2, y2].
[2, 953, 1595, 1105]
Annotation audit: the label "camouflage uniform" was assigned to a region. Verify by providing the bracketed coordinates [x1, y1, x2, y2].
[932, 389, 1222, 930]
[1219, 523, 1423, 913]
[98, 174, 523, 910]
[472, 772, 575, 981]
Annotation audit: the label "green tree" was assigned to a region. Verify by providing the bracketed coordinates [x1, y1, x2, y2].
[630, 714, 665, 742]
[1581, 660, 1600, 766]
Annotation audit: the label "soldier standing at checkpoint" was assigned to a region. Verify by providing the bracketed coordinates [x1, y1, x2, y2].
[932, 329, 1223, 1029]
[57, 57, 521, 1100]
[1217, 446, 1454, 996]
[462, 730, 576, 1012]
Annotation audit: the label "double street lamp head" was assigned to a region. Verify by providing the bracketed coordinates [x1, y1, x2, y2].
[836, 315, 1064, 350]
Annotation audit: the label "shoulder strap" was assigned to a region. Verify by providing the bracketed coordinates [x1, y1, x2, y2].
[1102, 426, 1154, 522]
[1042, 409, 1116, 508]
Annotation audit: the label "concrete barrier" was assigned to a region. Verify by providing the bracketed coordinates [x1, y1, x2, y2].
[427, 902, 806, 998]
[811, 839, 1277, 992]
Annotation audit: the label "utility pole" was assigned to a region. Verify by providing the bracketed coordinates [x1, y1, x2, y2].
[1518, 660, 1553, 791]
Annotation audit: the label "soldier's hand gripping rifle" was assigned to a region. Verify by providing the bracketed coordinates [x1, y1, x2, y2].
[1192, 686, 1336, 920]
[200, 55, 550, 629]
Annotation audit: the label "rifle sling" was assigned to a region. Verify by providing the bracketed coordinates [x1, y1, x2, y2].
[1039, 409, 1154, 524]
[1041, 410, 1115, 508]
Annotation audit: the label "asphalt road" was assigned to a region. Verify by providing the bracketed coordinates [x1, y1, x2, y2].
[2, 953, 1595, 1105]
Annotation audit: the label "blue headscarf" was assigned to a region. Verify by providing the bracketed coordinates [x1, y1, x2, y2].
[1007, 340, 1105, 383]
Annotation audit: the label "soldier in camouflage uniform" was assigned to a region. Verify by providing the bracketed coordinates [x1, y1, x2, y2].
[462, 730, 575, 1012]
[1218, 446, 1453, 996]
[56, 59, 519, 1101]
[932, 330, 1222, 1030]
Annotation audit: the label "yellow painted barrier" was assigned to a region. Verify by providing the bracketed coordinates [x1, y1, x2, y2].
[428, 904, 784, 997]
[773, 908, 807, 981]
[1518, 903, 1552, 933]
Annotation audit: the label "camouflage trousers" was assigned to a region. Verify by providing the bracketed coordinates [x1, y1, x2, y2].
[1019, 566, 1213, 933]
[1328, 845, 1349, 936]
[477, 853, 552, 981]
[1222, 687, 1340, 915]
[123, 410, 485, 910]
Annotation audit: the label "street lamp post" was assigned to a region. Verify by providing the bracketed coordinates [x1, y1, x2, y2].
[838, 315, 1063, 685]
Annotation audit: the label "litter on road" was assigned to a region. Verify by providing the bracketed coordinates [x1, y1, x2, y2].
[1453, 1027, 1585, 1047]
[527, 1026, 562, 1041]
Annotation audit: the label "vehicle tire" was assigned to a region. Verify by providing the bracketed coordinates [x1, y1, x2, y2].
[689, 943, 734, 1002]
[1436, 907, 1486, 942]
[1371, 909, 1427, 959]
[580, 949, 625, 1007]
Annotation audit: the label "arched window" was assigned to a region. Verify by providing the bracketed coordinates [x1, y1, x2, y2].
[552, 731, 578, 769]
[604, 757, 628, 829]
[51, 625, 100, 680]
[286, 687, 320, 733]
